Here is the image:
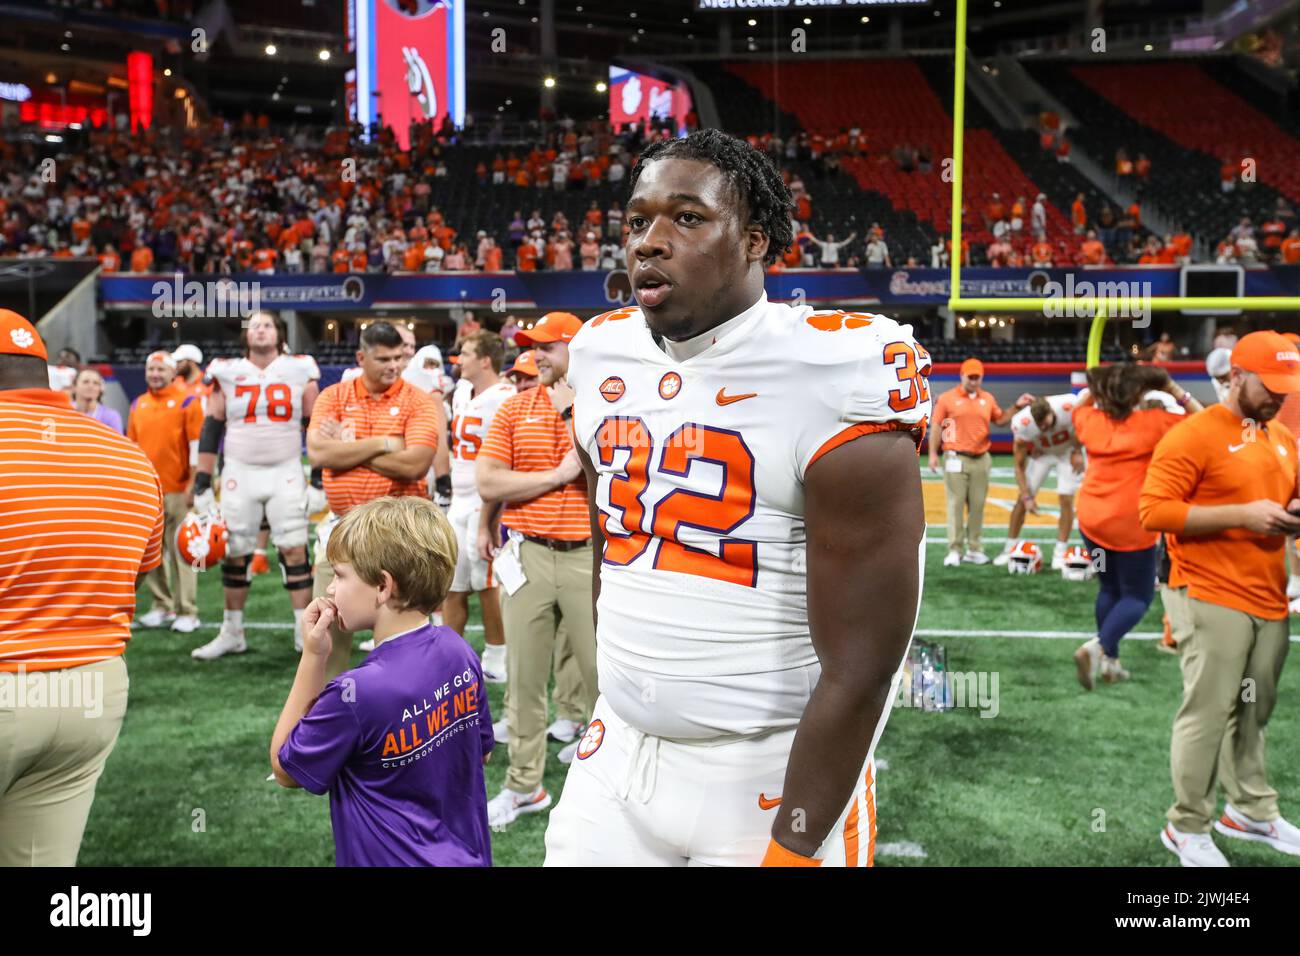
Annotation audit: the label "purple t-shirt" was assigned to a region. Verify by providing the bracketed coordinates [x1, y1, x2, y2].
[278, 623, 494, 867]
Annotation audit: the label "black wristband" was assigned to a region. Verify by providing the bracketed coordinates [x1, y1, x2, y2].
[560, 406, 573, 421]
[194, 472, 212, 494]
[198, 416, 226, 455]
[310, 466, 324, 490]
[435, 474, 451, 498]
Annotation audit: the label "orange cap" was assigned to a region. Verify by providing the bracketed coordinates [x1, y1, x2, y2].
[0, 309, 47, 361]
[515, 311, 582, 346]
[960, 358, 985, 378]
[507, 349, 539, 377]
[1232, 331, 1300, 393]
[146, 350, 177, 369]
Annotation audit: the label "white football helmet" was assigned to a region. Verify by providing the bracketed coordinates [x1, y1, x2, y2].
[1060, 545, 1095, 582]
[1007, 540, 1043, 575]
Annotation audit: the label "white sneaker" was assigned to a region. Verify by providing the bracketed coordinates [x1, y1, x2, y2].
[943, 550, 962, 568]
[138, 608, 176, 628]
[1101, 656, 1131, 683]
[1073, 637, 1102, 691]
[547, 717, 582, 743]
[962, 550, 990, 565]
[191, 626, 247, 660]
[170, 614, 201, 634]
[1162, 823, 1229, 867]
[1289, 596, 1300, 616]
[486, 786, 551, 830]
[294, 627, 303, 653]
[493, 717, 509, 743]
[358, 638, 375, 652]
[1215, 804, 1300, 856]
[992, 543, 1015, 567]
[1051, 542, 1067, 571]
[557, 740, 579, 764]
[481, 646, 507, 683]
[1288, 575, 1300, 600]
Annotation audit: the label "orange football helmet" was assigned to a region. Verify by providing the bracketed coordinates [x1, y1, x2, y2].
[1007, 540, 1043, 575]
[177, 511, 228, 571]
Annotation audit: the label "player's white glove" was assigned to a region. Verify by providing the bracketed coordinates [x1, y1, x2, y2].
[193, 489, 217, 515]
[305, 485, 328, 518]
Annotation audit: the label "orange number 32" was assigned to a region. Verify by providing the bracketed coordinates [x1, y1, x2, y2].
[884, 341, 932, 412]
[596, 417, 757, 587]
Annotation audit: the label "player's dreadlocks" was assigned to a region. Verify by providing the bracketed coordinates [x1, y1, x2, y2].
[628, 128, 796, 267]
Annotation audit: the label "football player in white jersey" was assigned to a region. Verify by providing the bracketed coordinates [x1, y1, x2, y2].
[993, 393, 1084, 571]
[191, 312, 321, 659]
[544, 129, 930, 867]
[444, 330, 515, 680]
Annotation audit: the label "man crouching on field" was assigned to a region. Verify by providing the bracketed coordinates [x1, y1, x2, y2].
[270, 496, 494, 866]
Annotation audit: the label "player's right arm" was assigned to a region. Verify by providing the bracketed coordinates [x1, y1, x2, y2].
[576, 440, 602, 631]
[1012, 438, 1037, 513]
[475, 397, 582, 503]
[196, 385, 226, 482]
[305, 386, 390, 471]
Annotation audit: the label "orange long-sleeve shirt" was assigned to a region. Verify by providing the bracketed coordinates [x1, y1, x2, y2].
[1139, 403, 1299, 619]
[127, 381, 204, 493]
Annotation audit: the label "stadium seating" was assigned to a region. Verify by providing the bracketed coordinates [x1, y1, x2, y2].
[1027, 60, 1296, 251]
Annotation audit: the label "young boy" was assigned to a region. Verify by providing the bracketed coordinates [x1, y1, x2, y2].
[270, 496, 494, 866]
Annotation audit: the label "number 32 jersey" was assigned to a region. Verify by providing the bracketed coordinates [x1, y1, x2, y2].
[207, 354, 320, 465]
[568, 294, 931, 740]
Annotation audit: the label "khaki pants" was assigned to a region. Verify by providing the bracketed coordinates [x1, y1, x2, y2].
[0, 657, 129, 866]
[943, 452, 991, 555]
[145, 492, 197, 616]
[501, 540, 598, 793]
[1163, 587, 1290, 832]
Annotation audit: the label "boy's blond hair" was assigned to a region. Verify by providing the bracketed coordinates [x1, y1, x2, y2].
[325, 497, 457, 614]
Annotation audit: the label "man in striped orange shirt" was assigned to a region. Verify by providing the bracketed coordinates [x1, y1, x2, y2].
[307, 321, 441, 677]
[0, 310, 164, 865]
[127, 350, 205, 633]
[476, 311, 595, 829]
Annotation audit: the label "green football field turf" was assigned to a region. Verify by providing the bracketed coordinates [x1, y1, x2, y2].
[79, 468, 1300, 867]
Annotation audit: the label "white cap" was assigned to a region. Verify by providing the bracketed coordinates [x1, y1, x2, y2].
[1143, 390, 1184, 415]
[1206, 347, 1232, 378]
[172, 343, 203, 365]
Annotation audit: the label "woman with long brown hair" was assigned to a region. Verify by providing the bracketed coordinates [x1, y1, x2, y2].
[72, 367, 123, 434]
[1070, 363, 1203, 689]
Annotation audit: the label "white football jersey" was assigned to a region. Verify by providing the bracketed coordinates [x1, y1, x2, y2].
[568, 295, 931, 740]
[209, 354, 320, 465]
[450, 379, 516, 503]
[1010, 392, 1077, 457]
[48, 365, 76, 390]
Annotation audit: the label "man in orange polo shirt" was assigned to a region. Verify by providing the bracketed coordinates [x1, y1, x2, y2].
[1140, 331, 1300, 866]
[307, 321, 441, 677]
[128, 350, 204, 633]
[929, 358, 1033, 566]
[0, 311, 163, 866]
[476, 311, 593, 830]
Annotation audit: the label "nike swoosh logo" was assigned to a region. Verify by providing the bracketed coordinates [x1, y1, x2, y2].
[717, 388, 758, 406]
[758, 793, 782, 810]
[524, 417, 540, 423]
[1229, 443, 1247, 453]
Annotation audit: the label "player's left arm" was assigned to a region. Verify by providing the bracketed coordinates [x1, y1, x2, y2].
[770, 429, 924, 861]
[369, 402, 438, 482]
[576, 440, 603, 632]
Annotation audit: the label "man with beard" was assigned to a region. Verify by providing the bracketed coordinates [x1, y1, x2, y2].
[1141, 330, 1300, 866]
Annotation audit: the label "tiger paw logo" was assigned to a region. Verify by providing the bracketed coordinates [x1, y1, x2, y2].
[658, 372, 682, 401]
[599, 376, 626, 402]
[806, 311, 875, 332]
[10, 328, 34, 350]
[576, 719, 605, 760]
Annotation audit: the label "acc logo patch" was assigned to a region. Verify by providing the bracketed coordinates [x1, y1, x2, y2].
[658, 372, 682, 401]
[576, 719, 605, 760]
[599, 376, 626, 402]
